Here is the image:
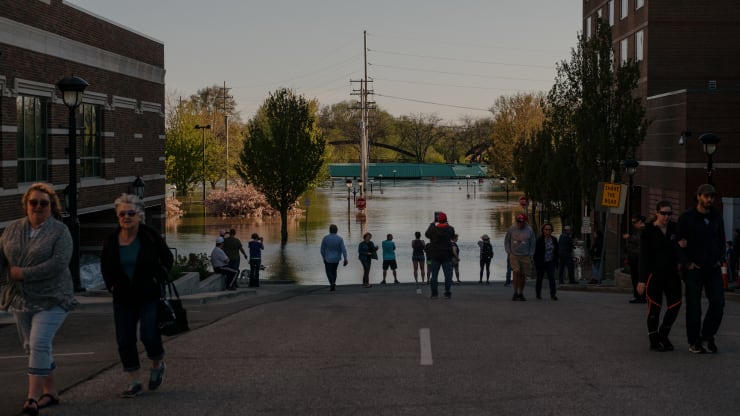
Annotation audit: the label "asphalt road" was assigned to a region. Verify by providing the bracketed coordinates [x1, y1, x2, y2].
[1, 282, 739, 416]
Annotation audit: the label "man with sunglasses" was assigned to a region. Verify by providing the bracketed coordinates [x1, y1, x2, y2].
[677, 184, 727, 354]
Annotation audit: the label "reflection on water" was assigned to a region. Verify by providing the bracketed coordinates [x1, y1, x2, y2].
[166, 179, 548, 285]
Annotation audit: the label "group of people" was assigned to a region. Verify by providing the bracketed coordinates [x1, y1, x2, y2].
[0, 184, 177, 414]
[210, 228, 263, 289]
[624, 184, 728, 354]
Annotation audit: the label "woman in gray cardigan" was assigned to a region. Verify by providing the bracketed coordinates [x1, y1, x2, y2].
[0, 182, 77, 415]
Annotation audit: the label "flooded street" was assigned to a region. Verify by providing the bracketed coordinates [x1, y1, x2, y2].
[166, 179, 545, 285]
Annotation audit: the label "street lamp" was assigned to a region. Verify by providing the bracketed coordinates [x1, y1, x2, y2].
[56, 75, 89, 292]
[358, 178, 364, 197]
[698, 133, 720, 185]
[194, 124, 211, 205]
[345, 179, 352, 212]
[131, 176, 145, 199]
[378, 174, 383, 194]
[392, 169, 397, 185]
[169, 185, 177, 199]
[623, 159, 639, 227]
[466, 175, 471, 198]
[370, 179, 375, 195]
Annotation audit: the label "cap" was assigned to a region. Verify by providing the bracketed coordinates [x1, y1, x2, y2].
[696, 183, 716, 195]
[481, 234, 490, 240]
[216, 236, 224, 244]
[516, 213, 528, 223]
[437, 212, 447, 223]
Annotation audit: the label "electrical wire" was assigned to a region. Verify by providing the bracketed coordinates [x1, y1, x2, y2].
[368, 48, 553, 69]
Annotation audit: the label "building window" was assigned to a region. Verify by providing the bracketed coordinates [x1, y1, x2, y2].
[16, 96, 48, 183]
[621, 0, 629, 20]
[609, 0, 615, 25]
[620, 38, 629, 65]
[586, 16, 592, 39]
[636, 0, 644, 9]
[635, 30, 644, 61]
[80, 104, 103, 178]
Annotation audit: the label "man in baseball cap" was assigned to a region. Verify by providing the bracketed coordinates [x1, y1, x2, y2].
[677, 183, 726, 353]
[211, 237, 239, 290]
[425, 211, 456, 298]
[505, 213, 536, 300]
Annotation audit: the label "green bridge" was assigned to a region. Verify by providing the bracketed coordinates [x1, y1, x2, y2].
[329, 163, 488, 179]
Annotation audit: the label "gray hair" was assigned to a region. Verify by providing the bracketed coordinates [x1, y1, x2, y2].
[113, 193, 145, 222]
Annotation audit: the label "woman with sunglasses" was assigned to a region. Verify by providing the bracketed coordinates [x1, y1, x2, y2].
[637, 200, 681, 352]
[101, 194, 173, 398]
[0, 182, 78, 415]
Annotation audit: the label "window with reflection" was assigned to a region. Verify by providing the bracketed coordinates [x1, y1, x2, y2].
[80, 104, 103, 177]
[16, 96, 48, 183]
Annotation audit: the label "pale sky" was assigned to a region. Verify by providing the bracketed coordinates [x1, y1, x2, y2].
[68, 0, 582, 124]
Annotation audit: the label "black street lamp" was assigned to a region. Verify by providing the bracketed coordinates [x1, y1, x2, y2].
[698, 133, 720, 185]
[131, 176, 145, 200]
[392, 169, 397, 185]
[378, 174, 383, 194]
[623, 159, 639, 224]
[345, 179, 352, 212]
[466, 175, 471, 198]
[56, 75, 88, 292]
[194, 124, 211, 204]
[358, 178, 364, 197]
[369, 179, 374, 195]
[499, 176, 516, 202]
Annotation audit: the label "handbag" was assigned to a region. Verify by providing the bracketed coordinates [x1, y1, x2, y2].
[158, 281, 189, 336]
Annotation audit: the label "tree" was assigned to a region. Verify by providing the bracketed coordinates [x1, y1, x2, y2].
[489, 92, 546, 176]
[165, 97, 205, 195]
[396, 113, 443, 163]
[236, 88, 326, 245]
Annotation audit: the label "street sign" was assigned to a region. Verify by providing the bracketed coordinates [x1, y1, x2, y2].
[600, 182, 622, 208]
[519, 196, 527, 207]
[356, 197, 366, 210]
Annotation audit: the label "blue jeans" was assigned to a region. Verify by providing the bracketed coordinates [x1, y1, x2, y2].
[430, 259, 453, 296]
[558, 256, 575, 282]
[249, 258, 261, 287]
[684, 266, 724, 345]
[113, 301, 164, 372]
[536, 261, 557, 297]
[13, 306, 68, 376]
[324, 261, 339, 286]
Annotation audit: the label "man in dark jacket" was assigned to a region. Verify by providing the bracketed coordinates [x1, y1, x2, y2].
[677, 184, 726, 354]
[425, 212, 455, 298]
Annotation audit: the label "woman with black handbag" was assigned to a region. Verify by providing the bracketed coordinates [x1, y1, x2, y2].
[101, 194, 174, 398]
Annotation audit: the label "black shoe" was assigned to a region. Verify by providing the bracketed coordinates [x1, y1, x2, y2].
[689, 343, 707, 354]
[444, 292, 451, 299]
[330, 284, 336, 291]
[430, 294, 438, 299]
[629, 298, 647, 304]
[551, 295, 558, 301]
[536, 294, 542, 300]
[380, 280, 386, 285]
[512, 293, 519, 301]
[660, 336, 674, 351]
[650, 342, 666, 352]
[706, 338, 718, 353]
[519, 295, 527, 301]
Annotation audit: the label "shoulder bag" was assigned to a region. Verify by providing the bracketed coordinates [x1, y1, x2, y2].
[158, 280, 189, 336]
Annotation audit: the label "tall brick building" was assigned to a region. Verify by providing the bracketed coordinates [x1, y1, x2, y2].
[0, 1, 166, 253]
[583, 0, 740, 236]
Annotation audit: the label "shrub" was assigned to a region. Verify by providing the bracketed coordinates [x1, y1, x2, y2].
[205, 181, 303, 218]
[170, 252, 211, 280]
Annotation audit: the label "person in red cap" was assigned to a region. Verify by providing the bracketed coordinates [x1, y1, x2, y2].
[425, 212, 456, 298]
[505, 213, 536, 300]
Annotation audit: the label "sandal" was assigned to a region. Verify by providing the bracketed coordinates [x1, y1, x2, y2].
[18, 398, 38, 416]
[38, 393, 60, 408]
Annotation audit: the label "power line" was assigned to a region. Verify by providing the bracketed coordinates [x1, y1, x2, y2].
[369, 63, 552, 83]
[368, 48, 553, 69]
[374, 93, 490, 112]
[373, 77, 519, 91]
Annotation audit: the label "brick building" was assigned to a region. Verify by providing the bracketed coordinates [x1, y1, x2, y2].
[582, 0, 740, 236]
[0, 1, 166, 255]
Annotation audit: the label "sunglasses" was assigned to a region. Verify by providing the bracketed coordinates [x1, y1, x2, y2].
[118, 210, 138, 218]
[657, 211, 673, 216]
[29, 199, 50, 208]
[543, 228, 553, 231]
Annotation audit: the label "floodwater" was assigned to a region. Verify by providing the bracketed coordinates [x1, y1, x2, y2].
[165, 179, 548, 286]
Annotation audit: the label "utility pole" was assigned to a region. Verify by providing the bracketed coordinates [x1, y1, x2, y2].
[221, 81, 233, 190]
[350, 30, 374, 198]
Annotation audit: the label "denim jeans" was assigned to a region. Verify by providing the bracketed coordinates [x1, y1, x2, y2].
[113, 301, 164, 372]
[360, 258, 372, 285]
[430, 259, 453, 296]
[684, 266, 725, 345]
[536, 261, 557, 297]
[13, 306, 68, 376]
[324, 261, 339, 285]
[558, 256, 575, 282]
[249, 258, 261, 287]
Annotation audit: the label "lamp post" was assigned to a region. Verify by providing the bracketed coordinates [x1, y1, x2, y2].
[169, 185, 177, 199]
[56, 75, 88, 292]
[132, 176, 145, 199]
[370, 179, 374, 195]
[378, 174, 383, 194]
[194, 124, 211, 204]
[358, 178, 364, 197]
[345, 179, 352, 212]
[623, 159, 639, 224]
[698, 133, 720, 185]
[466, 175, 471, 198]
[392, 169, 397, 185]
[510, 177, 517, 201]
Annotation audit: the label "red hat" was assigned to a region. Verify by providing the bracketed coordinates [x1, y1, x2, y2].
[516, 213, 528, 223]
[437, 212, 447, 223]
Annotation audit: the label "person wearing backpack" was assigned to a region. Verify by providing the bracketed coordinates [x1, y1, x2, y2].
[478, 235, 494, 284]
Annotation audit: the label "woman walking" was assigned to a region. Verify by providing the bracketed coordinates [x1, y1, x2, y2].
[534, 223, 560, 300]
[1, 183, 78, 415]
[101, 194, 174, 397]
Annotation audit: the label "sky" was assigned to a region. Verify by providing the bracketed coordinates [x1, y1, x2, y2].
[68, 0, 582, 124]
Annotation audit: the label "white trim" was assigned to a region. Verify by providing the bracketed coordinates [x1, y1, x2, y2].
[103, 158, 115, 164]
[134, 157, 143, 162]
[133, 133, 144, 139]
[0, 17, 164, 84]
[81, 91, 109, 108]
[14, 78, 56, 98]
[61, 1, 163, 44]
[0, 75, 10, 97]
[103, 132, 115, 138]
[1, 125, 18, 133]
[0, 160, 18, 167]
[141, 101, 163, 115]
[158, 134, 166, 140]
[647, 89, 689, 101]
[111, 96, 138, 111]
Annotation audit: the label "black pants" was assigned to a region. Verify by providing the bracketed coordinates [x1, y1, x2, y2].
[685, 266, 724, 345]
[629, 255, 645, 300]
[214, 266, 239, 289]
[249, 258, 261, 287]
[646, 270, 682, 338]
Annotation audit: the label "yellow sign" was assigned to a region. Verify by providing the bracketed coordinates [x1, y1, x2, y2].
[601, 183, 622, 208]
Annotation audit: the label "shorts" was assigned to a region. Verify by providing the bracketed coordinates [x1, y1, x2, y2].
[412, 255, 425, 262]
[509, 254, 531, 276]
[382, 259, 398, 270]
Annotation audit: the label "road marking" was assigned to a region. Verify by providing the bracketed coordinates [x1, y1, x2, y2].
[0, 352, 95, 360]
[419, 328, 433, 365]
